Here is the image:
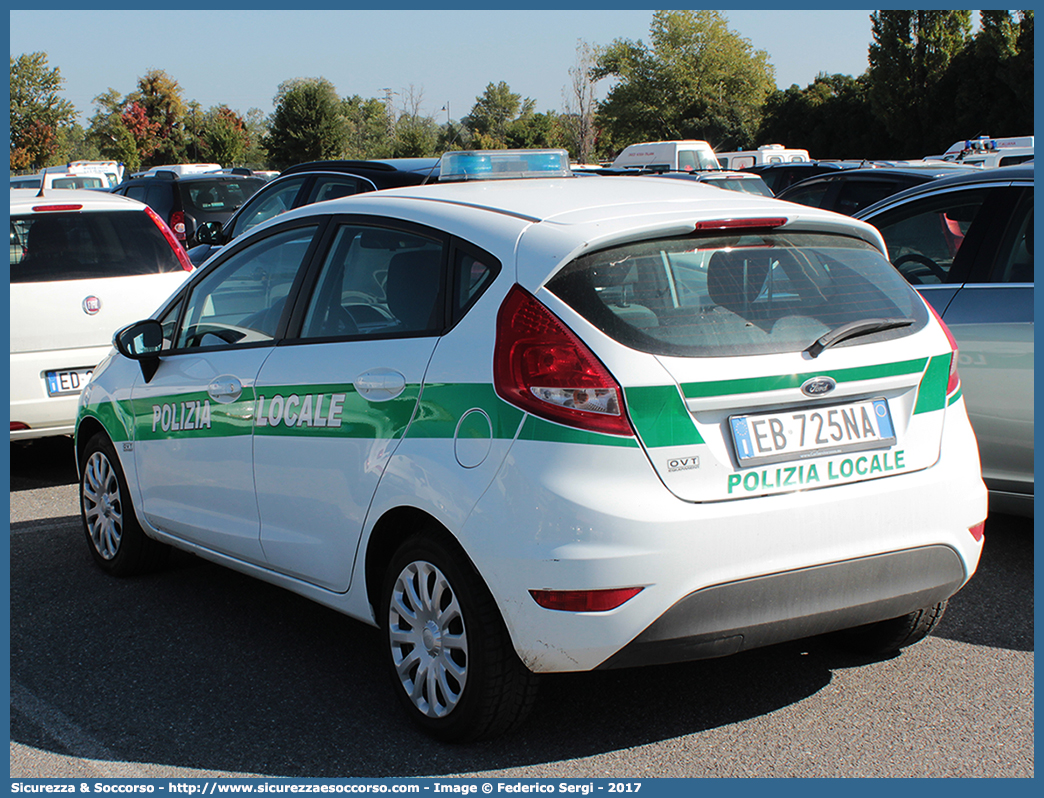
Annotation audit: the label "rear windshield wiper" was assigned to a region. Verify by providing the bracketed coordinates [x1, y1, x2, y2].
[805, 317, 916, 358]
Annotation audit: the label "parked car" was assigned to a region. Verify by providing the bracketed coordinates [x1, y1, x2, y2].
[856, 164, 1033, 515]
[10, 188, 194, 440]
[111, 169, 266, 248]
[777, 165, 981, 216]
[645, 169, 773, 196]
[742, 160, 867, 195]
[187, 158, 441, 266]
[714, 143, 810, 170]
[76, 150, 986, 742]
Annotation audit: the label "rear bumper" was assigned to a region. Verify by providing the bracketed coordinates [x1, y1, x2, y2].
[598, 544, 964, 669]
[10, 347, 111, 440]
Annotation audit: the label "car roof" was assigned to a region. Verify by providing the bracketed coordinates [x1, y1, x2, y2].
[259, 174, 887, 288]
[854, 163, 1034, 219]
[10, 187, 151, 212]
[279, 158, 440, 180]
[778, 164, 982, 195]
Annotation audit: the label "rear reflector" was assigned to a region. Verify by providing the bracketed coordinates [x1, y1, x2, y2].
[969, 521, 985, 542]
[31, 204, 83, 212]
[530, 587, 643, 612]
[693, 217, 787, 231]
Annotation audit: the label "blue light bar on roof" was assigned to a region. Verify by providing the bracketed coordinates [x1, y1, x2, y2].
[439, 149, 573, 182]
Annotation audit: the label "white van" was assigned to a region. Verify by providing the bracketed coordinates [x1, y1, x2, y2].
[611, 140, 720, 172]
[715, 144, 810, 170]
[66, 160, 125, 187]
[928, 136, 1033, 168]
[10, 167, 109, 191]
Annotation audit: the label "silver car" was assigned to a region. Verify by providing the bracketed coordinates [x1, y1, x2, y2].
[856, 164, 1034, 515]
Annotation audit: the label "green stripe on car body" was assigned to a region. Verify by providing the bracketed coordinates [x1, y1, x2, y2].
[679, 358, 930, 400]
[624, 384, 704, 447]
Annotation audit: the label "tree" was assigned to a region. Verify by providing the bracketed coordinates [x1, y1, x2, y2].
[562, 40, 600, 163]
[758, 73, 890, 159]
[462, 82, 536, 148]
[867, 10, 972, 157]
[593, 11, 776, 153]
[198, 106, 248, 165]
[126, 69, 189, 166]
[10, 52, 78, 170]
[264, 77, 349, 170]
[85, 88, 140, 172]
[343, 95, 394, 159]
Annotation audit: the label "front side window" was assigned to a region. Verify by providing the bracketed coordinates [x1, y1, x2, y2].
[10, 211, 185, 282]
[548, 232, 927, 358]
[300, 224, 444, 340]
[175, 225, 317, 349]
[307, 176, 366, 203]
[872, 189, 989, 285]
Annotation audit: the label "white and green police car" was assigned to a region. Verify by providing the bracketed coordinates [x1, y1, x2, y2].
[75, 149, 987, 741]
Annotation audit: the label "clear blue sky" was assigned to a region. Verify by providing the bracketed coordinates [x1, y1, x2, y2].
[11, 9, 878, 125]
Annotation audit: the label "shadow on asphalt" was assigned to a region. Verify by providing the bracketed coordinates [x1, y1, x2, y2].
[10, 501, 1032, 777]
[10, 437, 79, 491]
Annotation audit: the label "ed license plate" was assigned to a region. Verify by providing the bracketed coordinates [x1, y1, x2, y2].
[730, 398, 896, 468]
[46, 368, 94, 397]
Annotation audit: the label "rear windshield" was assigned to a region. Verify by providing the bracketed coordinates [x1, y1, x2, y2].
[181, 178, 264, 214]
[547, 232, 928, 358]
[10, 211, 184, 283]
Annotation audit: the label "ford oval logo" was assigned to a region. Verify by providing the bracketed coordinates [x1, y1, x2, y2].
[82, 296, 102, 315]
[801, 376, 836, 397]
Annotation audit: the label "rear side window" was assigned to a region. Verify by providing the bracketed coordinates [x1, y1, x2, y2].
[547, 232, 927, 358]
[10, 211, 185, 283]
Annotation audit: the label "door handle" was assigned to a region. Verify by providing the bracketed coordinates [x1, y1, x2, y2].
[207, 375, 243, 404]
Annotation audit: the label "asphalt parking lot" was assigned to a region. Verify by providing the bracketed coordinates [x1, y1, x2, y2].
[9, 436, 1034, 778]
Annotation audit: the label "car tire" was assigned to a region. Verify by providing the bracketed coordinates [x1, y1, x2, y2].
[832, 600, 948, 656]
[80, 432, 169, 576]
[381, 533, 538, 742]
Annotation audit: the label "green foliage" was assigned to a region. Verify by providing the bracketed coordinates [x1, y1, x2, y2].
[264, 77, 349, 170]
[463, 82, 536, 148]
[10, 52, 78, 170]
[126, 69, 189, 166]
[758, 73, 890, 159]
[867, 10, 973, 156]
[593, 10, 776, 152]
[343, 95, 394, 159]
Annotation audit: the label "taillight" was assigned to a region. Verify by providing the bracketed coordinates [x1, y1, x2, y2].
[144, 207, 193, 271]
[530, 587, 643, 612]
[10, 422, 29, 432]
[926, 301, 960, 394]
[494, 285, 634, 437]
[692, 217, 787, 231]
[169, 210, 187, 242]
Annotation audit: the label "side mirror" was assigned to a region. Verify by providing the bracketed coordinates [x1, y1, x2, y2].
[114, 320, 164, 382]
[195, 220, 223, 245]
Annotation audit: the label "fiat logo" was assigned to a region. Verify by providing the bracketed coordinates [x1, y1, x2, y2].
[801, 376, 836, 397]
[82, 296, 102, 315]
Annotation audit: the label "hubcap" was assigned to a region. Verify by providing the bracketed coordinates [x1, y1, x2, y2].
[388, 560, 468, 718]
[82, 451, 123, 560]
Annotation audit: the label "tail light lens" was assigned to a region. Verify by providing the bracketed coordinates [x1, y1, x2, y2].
[494, 285, 634, 437]
[144, 207, 193, 271]
[926, 301, 960, 394]
[169, 210, 187, 243]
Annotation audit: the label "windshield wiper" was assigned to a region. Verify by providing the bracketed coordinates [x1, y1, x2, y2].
[805, 317, 916, 358]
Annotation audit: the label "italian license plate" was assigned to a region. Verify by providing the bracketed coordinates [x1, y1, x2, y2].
[46, 368, 94, 397]
[730, 398, 896, 468]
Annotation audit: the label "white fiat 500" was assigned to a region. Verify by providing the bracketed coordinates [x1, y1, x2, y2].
[11, 188, 194, 440]
[76, 150, 987, 741]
